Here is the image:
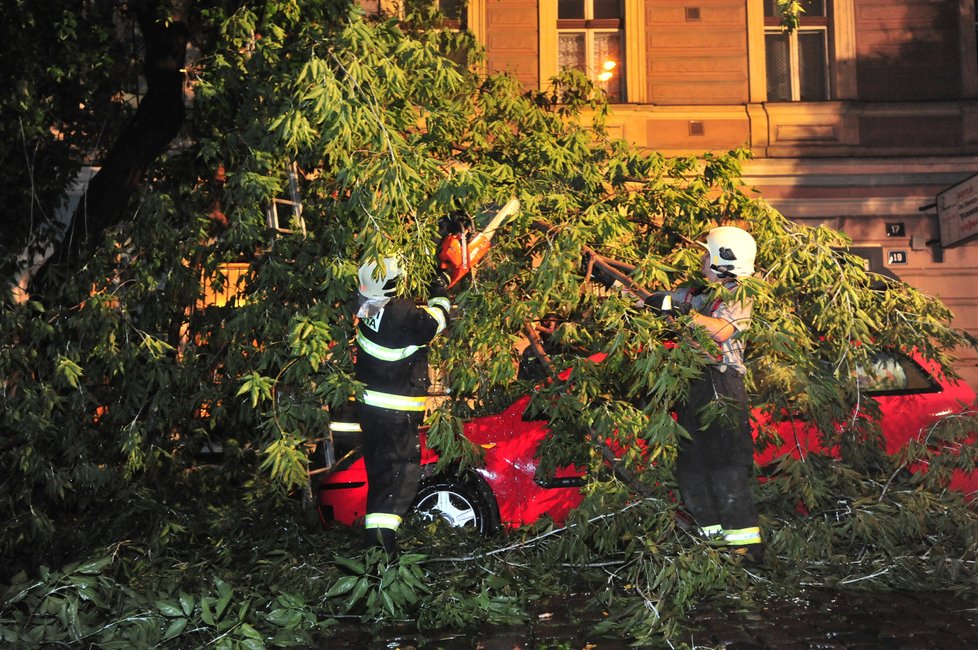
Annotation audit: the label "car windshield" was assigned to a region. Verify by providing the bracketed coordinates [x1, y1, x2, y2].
[855, 351, 938, 395]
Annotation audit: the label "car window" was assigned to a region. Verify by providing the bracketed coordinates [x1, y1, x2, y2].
[856, 351, 938, 395]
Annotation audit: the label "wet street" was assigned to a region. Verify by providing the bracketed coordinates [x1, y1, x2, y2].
[321, 588, 978, 649]
[683, 589, 978, 650]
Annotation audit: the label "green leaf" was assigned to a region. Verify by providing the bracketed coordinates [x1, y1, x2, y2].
[179, 591, 194, 616]
[332, 555, 365, 574]
[265, 608, 301, 628]
[54, 355, 84, 388]
[345, 577, 371, 611]
[324, 575, 359, 599]
[73, 556, 111, 575]
[213, 580, 232, 619]
[157, 600, 184, 618]
[200, 597, 216, 626]
[239, 622, 263, 641]
[163, 617, 188, 641]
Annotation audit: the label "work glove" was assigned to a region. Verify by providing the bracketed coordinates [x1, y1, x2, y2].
[643, 292, 670, 314]
[431, 269, 451, 289]
[644, 292, 692, 317]
[667, 298, 693, 317]
[429, 269, 452, 298]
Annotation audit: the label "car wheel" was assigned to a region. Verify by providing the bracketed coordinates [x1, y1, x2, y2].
[412, 474, 500, 536]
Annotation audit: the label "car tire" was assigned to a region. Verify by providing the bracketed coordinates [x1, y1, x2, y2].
[411, 474, 500, 536]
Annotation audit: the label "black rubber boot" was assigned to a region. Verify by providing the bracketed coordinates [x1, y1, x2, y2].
[730, 544, 765, 566]
[363, 527, 399, 558]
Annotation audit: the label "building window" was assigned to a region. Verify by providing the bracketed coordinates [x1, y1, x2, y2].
[437, 0, 465, 29]
[557, 0, 624, 101]
[764, 0, 830, 101]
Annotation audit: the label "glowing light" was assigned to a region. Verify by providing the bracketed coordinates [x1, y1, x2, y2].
[598, 60, 617, 83]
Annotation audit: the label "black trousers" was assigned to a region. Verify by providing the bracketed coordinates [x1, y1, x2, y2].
[355, 402, 423, 528]
[675, 366, 759, 535]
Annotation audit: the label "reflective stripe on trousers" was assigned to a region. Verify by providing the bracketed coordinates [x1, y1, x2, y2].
[361, 389, 427, 412]
[699, 524, 723, 539]
[365, 512, 403, 531]
[698, 524, 762, 546]
[723, 526, 762, 546]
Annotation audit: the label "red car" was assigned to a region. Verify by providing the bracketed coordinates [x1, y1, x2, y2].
[756, 349, 978, 493]
[315, 349, 977, 534]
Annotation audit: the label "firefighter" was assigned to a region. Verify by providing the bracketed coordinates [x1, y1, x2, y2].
[649, 226, 763, 564]
[354, 257, 451, 556]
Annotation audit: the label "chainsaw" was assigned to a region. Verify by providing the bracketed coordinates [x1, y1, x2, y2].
[437, 197, 520, 288]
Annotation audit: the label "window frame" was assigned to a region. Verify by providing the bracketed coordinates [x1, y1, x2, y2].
[763, 1, 832, 102]
[541, 0, 644, 103]
[557, 1, 625, 102]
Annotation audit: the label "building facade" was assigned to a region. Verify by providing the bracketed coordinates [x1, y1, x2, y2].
[450, 0, 978, 386]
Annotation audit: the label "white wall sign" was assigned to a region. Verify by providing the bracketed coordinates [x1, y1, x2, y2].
[937, 172, 978, 248]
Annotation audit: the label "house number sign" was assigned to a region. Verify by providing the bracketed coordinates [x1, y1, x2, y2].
[887, 250, 908, 265]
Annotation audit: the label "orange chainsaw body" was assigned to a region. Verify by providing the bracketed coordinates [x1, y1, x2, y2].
[437, 197, 521, 288]
[438, 232, 492, 288]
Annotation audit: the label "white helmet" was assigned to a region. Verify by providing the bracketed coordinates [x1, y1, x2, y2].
[700, 226, 756, 278]
[358, 257, 403, 298]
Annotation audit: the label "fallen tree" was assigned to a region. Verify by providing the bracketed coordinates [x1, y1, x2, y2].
[2, 2, 977, 646]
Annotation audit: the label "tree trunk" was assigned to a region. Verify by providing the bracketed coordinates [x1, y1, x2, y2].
[31, 1, 189, 291]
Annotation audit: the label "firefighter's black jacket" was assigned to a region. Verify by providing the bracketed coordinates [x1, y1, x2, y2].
[354, 287, 450, 409]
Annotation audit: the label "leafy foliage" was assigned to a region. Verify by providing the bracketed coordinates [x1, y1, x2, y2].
[2, 1, 978, 647]
[772, 0, 806, 32]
